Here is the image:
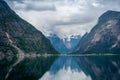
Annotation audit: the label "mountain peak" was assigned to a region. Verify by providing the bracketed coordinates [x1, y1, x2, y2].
[105, 10, 119, 13]
[98, 10, 120, 22]
[49, 33, 58, 37]
[0, 0, 10, 9]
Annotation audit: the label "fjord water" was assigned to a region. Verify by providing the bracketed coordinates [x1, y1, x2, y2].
[0, 54, 120, 80]
[40, 56, 91, 80]
[40, 55, 120, 80]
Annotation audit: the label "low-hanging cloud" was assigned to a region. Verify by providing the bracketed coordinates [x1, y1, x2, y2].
[5, 0, 120, 38]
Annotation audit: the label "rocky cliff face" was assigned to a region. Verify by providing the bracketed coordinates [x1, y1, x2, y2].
[74, 10, 120, 54]
[0, 0, 58, 55]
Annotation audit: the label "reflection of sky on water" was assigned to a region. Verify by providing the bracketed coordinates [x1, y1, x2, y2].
[50, 56, 81, 73]
[40, 56, 91, 80]
[40, 66, 91, 80]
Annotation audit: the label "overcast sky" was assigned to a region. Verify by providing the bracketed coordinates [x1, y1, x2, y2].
[5, 0, 120, 38]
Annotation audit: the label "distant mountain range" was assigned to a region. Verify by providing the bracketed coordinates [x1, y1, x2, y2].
[74, 10, 120, 54]
[47, 34, 81, 53]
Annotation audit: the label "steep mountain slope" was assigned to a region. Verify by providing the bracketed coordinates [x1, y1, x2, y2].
[47, 34, 81, 53]
[74, 10, 120, 54]
[0, 0, 58, 55]
[0, 1, 59, 80]
[47, 34, 69, 53]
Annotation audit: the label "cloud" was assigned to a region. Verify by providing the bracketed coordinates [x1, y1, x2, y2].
[40, 67, 91, 80]
[5, 0, 120, 38]
[5, 0, 56, 11]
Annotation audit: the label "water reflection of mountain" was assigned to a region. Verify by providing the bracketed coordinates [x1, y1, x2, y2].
[40, 56, 91, 80]
[75, 56, 120, 80]
[1, 55, 120, 80]
[41, 55, 120, 80]
[49, 56, 81, 73]
[0, 55, 58, 80]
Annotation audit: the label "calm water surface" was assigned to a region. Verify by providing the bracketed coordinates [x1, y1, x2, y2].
[0, 54, 120, 80]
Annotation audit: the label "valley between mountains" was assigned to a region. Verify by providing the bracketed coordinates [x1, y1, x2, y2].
[0, 0, 120, 80]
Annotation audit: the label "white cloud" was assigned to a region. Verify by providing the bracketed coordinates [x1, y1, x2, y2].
[40, 66, 91, 80]
[5, 0, 120, 38]
[92, 2, 104, 8]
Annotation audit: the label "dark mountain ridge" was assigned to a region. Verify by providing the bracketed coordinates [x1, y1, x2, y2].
[74, 10, 120, 54]
[0, 1, 59, 80]
[0, 0, 58, 55]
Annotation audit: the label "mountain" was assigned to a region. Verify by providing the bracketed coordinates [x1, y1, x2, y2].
[47, 34, 69, 53]
[0, 0, 58, 55]
[0, 1, 59, 80]
[47, 34, 81, 53]
[63, 35, 81, 51]
[74, 10, 120, 54]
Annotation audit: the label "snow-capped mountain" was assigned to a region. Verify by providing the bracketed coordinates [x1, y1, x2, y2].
[47, 34, 81, 53]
